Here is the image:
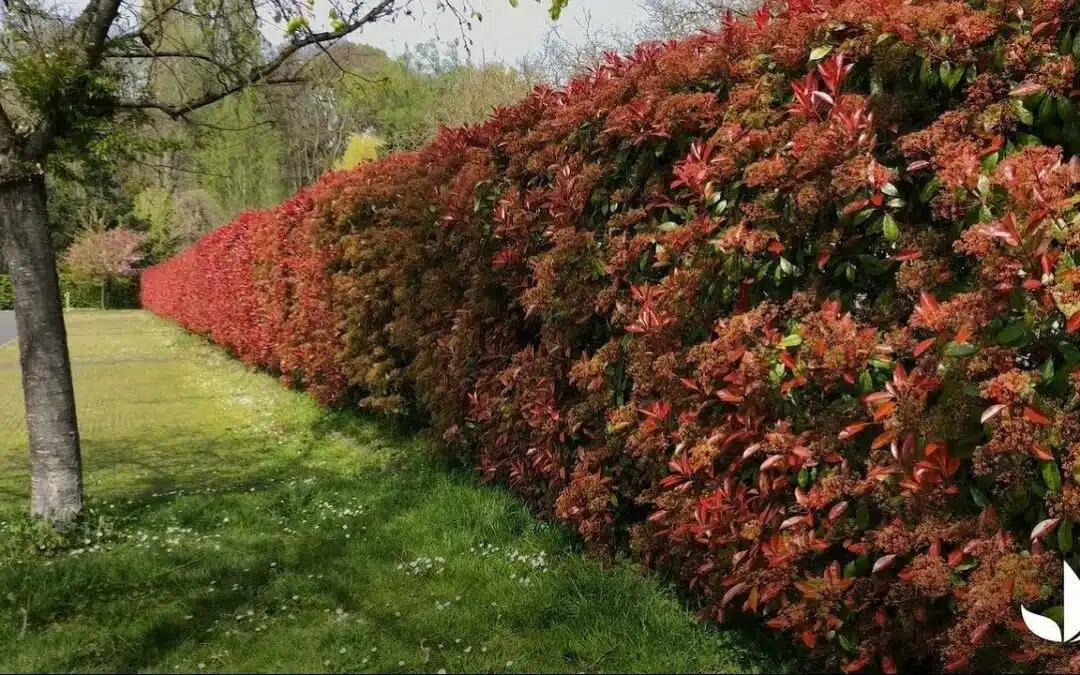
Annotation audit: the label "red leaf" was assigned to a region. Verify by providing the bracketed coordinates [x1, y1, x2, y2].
[872, 401, 896, 421]
[1031, 517, 1061, 541]
[913, 337, 935, 357]
[760, 454, 786, 471]
[1068, 310, 1080, 334]
[1023, 406, 1050, 426]
[980, 404, 1005, 424]
[1008, 650, 1040, 663]
[721, 582, 748, 606]
[1010, 82, 1046, 97]
[838, 422, 871, 441]
[780, 514, 807, 530]
[872, 553, 898, 574]
[871, 429, 897, 450]
[842, 198, 869, 216]
[1033, 445, 1056, 462]
[843, 656, 872, 673]
[893, 249, 922, 261]
[919, 291, 940, 313]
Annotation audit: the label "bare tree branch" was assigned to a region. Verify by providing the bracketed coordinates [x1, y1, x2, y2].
[104, 49, 228, 65]
[81, 0, 124, 68]
[114, 0, 401, 119]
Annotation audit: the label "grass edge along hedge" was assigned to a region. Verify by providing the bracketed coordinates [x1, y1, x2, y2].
[143, 1, 1080, 671]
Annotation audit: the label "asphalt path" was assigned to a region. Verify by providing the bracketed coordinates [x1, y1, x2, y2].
[0, 311, 15, 346]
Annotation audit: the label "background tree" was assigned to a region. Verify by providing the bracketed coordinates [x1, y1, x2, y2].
[63, 227, 143, 308]
[0, 0, 570, 524]
[528, 0, 750, 83]
[334, 133, 383, 169]
[132, 184, 174, 261]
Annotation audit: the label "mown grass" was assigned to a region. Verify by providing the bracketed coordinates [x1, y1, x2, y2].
[0, 311, 788, 673]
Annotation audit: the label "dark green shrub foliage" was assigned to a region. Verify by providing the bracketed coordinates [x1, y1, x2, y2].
[60, 274, 139, 309]
[144, 1, 1080, 669]
[0, 274, 137, 310]
[0, 275, 11, 310]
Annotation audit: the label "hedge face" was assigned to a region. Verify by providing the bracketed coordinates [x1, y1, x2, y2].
[143, 1, 1080, 670]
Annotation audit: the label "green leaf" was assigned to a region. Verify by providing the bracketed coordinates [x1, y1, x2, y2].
[1042, 357, 1056, 384]
[937, 60, 954, 86]
[809, 45, 833, 61]
[920, 58, 939, 88]
[856, 504, 871, 530]
[798, 467, 810, 488]
[853, 208, 875, 225]
[868, 357, 892, 371]
[942, 63, 965, 91]
[547, 0, 569, 20]
[1062, 519, 1075, 552]
[1043, 461, 1063, 493]
[1013, 98, 1035, 126]
[1058, 95, 1077, 123]
[919, 178, 941, 203]
[855, 552, 870, 575]
[881, 213, 900, 241]
[1040, 94, 1057, 124]
[970, 485, 989, 508]
[1073, 31, 1080, 61]
[996, 321, 1028, 345]
[778, 334, 803, 348]
[945, 342, 977, 357]
[858, 369, 873, 394]
[1060, 340, 1080, 363]
[838, 633, 855, 652]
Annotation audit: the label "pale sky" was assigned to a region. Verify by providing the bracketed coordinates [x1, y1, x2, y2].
[293, 0, 649, 65]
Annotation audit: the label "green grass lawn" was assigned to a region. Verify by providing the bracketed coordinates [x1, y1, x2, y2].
[0, 311, 785, 673]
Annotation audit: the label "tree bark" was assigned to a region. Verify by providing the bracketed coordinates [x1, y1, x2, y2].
[0, 174, 83, 523]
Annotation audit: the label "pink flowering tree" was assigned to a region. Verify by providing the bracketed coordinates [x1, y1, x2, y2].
[63, 228, 144, 309]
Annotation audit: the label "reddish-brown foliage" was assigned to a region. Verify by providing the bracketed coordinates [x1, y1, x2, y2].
[143, 1, 1080, 669]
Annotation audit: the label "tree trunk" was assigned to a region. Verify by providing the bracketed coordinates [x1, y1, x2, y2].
[0, 174, 83, 523]
[100, 280, 106, 310]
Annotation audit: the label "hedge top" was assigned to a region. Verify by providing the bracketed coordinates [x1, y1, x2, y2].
[145, 0, 1080, 671]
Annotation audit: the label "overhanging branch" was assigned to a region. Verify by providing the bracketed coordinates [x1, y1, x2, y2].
[114, 0, 400, 119]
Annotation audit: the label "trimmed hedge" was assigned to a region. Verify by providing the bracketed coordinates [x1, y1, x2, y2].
[143, 2, 1080, 671]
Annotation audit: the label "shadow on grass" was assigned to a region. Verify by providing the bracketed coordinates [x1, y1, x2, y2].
[0, 404, 804, 673]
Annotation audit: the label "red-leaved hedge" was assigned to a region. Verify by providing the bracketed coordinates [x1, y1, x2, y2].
[143, 0, 1080, 669]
